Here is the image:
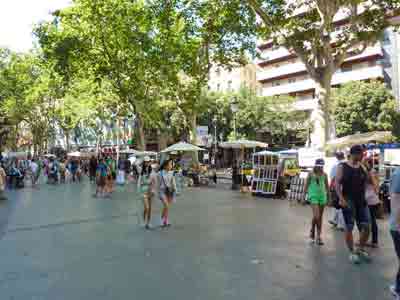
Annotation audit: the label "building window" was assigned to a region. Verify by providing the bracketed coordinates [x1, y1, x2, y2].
[217, 83, 221, 91]
[275, 63, 280, 68]
[341, 65, 352, 72]
[216, 68, 221, 76]
[288, 78, 297, 83]
[228, 80, 232, 91]
[369, 60, 376, 67]
[272, 81, 281, 87]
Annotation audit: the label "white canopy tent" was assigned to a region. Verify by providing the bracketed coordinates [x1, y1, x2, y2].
[7, 152, 28, 159]
[161, 142, 205, 153]
[67, 151, 93, 158]
[67, 151, 82, 157]
[253, 150, 278, 157]
[219, 139, 268, 149]
[325, 131, 393, 151]
[120, 149, 158, 157]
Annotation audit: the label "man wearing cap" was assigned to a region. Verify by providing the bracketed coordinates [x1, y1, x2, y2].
[335, 144, 370, 264]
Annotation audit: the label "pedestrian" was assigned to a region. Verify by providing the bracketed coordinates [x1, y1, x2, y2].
[70, 159, 78, 182]
[138, 156, 157, 229]
[59, 160, 66, 184]
[89, 156, 98, 183]
[30, 158, 40, 188]
[364, 158, 380, 248]
[390, 166, 400, 299]
[105, 162, 114, 197]
[335, 144, 370, 264]
[76, 160, 82, 182]
[0, 162, 7, 200]
[305, 159, 329, 245]
[95, 158, 108, 198]
[48, 158, 58, 184]
[159, 159, 176, 228]
[329, 152, 346, 231]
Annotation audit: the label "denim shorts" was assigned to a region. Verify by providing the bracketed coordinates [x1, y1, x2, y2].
[342, 201, 370, 231]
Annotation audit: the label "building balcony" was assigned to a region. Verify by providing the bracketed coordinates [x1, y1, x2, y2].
[258, 44, 382, 71]
[257, 62, 306, 83]
[262, 65, 384, 97]
[292, 98, 318, 111]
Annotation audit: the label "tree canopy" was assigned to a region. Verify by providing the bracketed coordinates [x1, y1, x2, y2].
[333, 80, 400, 138]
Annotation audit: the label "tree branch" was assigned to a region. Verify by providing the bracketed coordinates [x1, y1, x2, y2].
[289, 42, 317, 79]
[245, 0, 273, 27]
[334, 41, 369, 70]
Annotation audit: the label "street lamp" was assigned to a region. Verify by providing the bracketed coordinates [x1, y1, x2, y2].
[212, 116, 218, 167]
[230, 96, 239, 140]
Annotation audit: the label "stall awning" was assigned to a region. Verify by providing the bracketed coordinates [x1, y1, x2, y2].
[219, 140, 268, 149]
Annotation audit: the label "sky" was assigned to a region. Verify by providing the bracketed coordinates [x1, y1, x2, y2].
[0, 0, 72, 52]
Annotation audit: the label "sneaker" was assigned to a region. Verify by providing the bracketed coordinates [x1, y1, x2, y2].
[390, 285, 399, 298]
[328, 220, 337, 227]
[357, 249, 372, 263]
[349, 253, 361, 265]
[316, 238, 324, 246]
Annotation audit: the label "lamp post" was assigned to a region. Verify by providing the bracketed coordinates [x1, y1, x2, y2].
[230, 96, 239, 140]
[212, 116, 218, 167]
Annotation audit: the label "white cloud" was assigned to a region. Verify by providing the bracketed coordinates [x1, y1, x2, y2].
[0, 0, 71, 52]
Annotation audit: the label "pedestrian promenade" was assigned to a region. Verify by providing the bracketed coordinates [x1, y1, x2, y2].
[0, 181, 397, 300]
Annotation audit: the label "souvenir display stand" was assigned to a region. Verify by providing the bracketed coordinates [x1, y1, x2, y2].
[251, 151, 279, 196]
[288, 175, 307, 203]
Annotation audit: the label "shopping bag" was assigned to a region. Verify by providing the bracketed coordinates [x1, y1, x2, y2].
[116, 170, 125, 185]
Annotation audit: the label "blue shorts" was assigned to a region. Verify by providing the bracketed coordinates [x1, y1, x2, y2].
[342, 202, 370, 232]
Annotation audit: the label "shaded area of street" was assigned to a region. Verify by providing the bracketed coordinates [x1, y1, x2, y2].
[0, 180, 397, 300]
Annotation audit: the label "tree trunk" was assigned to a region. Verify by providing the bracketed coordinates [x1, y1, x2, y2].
[65, 131, 70, 151]
[158, 130, 168, 151]
[190, 114, 197, 144]
[136, 115, 146, 151]
[189, 114, 199, 163]
[310, 74, 332, 149]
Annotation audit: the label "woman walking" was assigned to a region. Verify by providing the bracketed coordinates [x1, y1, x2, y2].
[138, 157, 157, 229]
[305, 159, 330, 246]
[159, 159, 176, 228]
[364, 159, 380, 248]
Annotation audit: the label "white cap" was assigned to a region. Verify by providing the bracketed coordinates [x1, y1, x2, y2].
[143, 156, 151, 162]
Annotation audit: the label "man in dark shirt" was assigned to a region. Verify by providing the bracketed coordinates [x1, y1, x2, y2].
[89, 156, 98, 183]
[336, 145, 370, 264]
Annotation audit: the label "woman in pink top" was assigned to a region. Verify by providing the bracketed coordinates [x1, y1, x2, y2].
[365, 159, 380, 248]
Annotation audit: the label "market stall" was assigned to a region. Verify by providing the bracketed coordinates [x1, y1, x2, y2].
[220, 140, 268, 190]
[161, 142, 206, 189]
[251, 151, 279, 196]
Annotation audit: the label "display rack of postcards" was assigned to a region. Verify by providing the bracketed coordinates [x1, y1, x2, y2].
[251, 151, 279, 195]
[288, 174, 308, 203]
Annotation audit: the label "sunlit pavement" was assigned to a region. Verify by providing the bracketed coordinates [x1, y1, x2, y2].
[0, 179, 397, 300]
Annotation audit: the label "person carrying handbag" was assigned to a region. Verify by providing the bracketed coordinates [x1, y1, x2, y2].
[364, 159, 380, 248]
[159, 159, 176, 228]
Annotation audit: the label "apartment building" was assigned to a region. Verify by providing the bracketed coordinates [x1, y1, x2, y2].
[256, 11, 400, 147]
[208, 63, 261, 94]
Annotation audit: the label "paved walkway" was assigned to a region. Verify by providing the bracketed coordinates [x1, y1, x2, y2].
[0, 180, 397, 300]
